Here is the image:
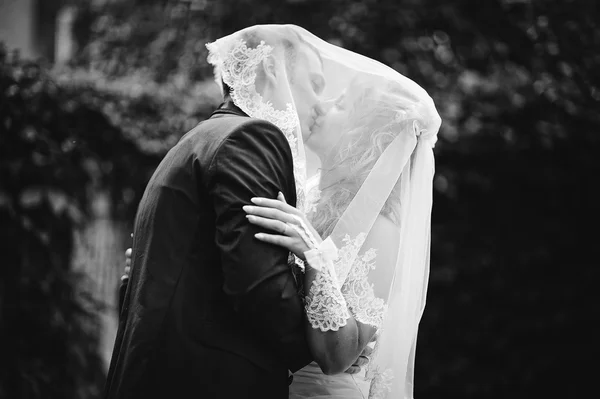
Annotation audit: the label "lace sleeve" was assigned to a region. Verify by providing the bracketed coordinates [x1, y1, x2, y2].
[312, 233, 387, 331]
[301, 238, 350, 332]
[304, 263, 350, 332]
[299, 227, 389, 332]
[340, 245, 386, 330]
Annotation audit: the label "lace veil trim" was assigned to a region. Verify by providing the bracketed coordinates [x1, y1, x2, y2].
[206, 38, 307, 210]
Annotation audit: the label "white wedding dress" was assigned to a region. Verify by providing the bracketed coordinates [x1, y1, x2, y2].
[290, 361, 370, 399]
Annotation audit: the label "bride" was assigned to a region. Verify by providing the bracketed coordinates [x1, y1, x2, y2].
[243, 73, 440, 399]
[122, 26, 440, 399]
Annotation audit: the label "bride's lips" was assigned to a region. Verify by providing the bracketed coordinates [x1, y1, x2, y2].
[309, 100, 332, 134]
[307, 117, 322, 139]
[306, 102, 329, 137]
[307, 109, 319, 135]
[312, 114, 325, 129]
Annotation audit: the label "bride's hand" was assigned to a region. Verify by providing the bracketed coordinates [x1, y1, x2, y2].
[242, 192, 321, 260]
[123, 247, 132, 281]
[344, 336, 375, 374]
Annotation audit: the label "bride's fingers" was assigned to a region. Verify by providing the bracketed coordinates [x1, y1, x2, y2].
[125, 248, 132, 267]
[277, 191, 287, 204]
[360, 344, 374, 357]
[354, 355, 369, 367]
[254, 232, 294, 248]
[344, 365, 361, 374]
[250, 197, 300, 216]
[243, 205, 296, 224]
[246, 215, 299, 237]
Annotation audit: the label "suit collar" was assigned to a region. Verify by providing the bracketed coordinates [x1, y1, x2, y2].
[210, 99, 249, 119]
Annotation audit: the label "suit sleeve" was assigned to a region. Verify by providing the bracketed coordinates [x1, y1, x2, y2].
[207, 119, 312, 372]
[118, 276, 128, 316]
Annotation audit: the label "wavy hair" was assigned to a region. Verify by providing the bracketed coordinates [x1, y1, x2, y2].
[309, 79, 416, 238]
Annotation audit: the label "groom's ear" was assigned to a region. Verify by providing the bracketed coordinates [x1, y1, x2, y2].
[261, 56, 278, 84]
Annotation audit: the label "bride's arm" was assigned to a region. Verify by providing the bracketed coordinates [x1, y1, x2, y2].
[302, 266, 375, 375]
[243, 198, 398, 375]
[303, 215, 398, 375]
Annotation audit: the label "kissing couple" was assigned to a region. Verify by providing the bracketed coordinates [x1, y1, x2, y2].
[104, 24, 441, 399]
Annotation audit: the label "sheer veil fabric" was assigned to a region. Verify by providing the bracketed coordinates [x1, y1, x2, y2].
[206, 26, 309, 211]
[206, 25, 441, 399]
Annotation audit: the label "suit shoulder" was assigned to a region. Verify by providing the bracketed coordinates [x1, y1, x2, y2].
[229, 118, 289, 145]
[185, 115, 287, 148]
[222, 119, 294, 168]
[204, 116, 290, 157]
[183, 115, 291, 174]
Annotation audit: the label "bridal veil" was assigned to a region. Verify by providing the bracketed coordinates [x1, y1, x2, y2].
[206, 25, 441, 399]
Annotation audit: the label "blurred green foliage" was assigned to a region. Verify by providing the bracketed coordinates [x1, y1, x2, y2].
[1, 0, 598, 397]
[0, 47, 107, 398]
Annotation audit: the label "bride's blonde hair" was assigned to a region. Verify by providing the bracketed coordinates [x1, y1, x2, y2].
[310, 79, 414, 237]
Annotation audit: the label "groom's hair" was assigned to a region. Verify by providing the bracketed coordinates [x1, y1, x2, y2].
[221, 32, 322, 96]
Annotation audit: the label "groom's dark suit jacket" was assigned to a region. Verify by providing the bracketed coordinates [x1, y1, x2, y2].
[104, 101, 312, 399]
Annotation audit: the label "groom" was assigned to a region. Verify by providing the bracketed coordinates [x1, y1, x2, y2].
[104, 29, 326, 399]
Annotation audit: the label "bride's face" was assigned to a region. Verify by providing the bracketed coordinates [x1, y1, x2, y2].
[305, 89, 353, 158]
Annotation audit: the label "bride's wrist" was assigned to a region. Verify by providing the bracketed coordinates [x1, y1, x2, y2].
[303, 237, 337, 271]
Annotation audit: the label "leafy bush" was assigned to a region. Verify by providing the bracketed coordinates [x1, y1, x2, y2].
[0, 45, 107, 398]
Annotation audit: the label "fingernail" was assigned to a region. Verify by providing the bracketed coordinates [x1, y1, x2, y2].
[242, 205, 250, 211]
[255, 233, 264, 239]
[250, 197, 259, 203]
